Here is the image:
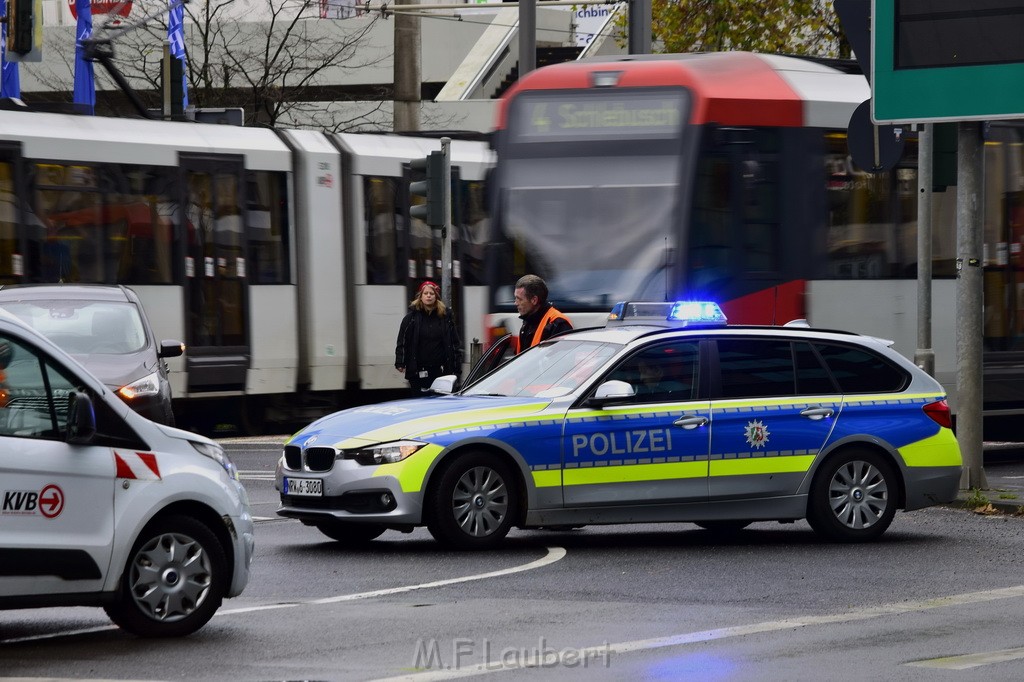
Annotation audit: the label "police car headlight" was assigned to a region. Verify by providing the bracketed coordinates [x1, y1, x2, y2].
[354, 440, 427, 465]
[191, 440, 239, 481]
[118, 372, 160, 399]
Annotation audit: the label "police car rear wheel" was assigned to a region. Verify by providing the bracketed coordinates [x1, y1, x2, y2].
[807, 450, 897, 542]
[427, 453, 518, 550]
[315, 521, 386, 544]
[104, 515, 228, 637]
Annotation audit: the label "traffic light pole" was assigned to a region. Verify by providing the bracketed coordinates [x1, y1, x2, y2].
[440, 137, 452, 310]
[409, 140, 452, 308]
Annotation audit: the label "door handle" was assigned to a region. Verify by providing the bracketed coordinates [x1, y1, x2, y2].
[800, 406, 834, 421]
[673, 415, 708, 430]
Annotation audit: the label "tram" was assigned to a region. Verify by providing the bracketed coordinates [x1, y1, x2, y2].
[0, 108, 493, 431]
[486, 51, 1024, 422]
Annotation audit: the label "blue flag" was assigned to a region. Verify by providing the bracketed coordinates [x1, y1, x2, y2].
[0, 0, 21, 99]
[168, 1, 188, 109]
[73, 0, 95, 115]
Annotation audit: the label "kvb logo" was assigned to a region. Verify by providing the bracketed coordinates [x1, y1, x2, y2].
[2, 484, 65, 518]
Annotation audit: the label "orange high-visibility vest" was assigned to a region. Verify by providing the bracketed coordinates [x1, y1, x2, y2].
[518, 307, 572, 354]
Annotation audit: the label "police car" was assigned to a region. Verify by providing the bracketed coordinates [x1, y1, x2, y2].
[276, 301, 962, 550]
[0, 310, 253, 637]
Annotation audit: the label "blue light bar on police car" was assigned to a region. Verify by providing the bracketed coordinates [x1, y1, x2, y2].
[668, 301, 727, 325]
[606, 301, 728, 328]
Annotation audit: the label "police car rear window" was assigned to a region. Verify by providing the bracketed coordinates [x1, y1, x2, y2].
[715, 338, 907, 398]
[813, 342, 908, 394]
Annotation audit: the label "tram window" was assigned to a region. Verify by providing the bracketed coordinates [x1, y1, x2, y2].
[741, 160, 779, 273]
[28, 162, 175, 285]
[365, 176, 401, 284]
[690, 156, 733, 290]
[246, 170, 290, 284]
[0, 161, 19, 285]
[823, 133, 924, 280]
[458, 180, 487, 286]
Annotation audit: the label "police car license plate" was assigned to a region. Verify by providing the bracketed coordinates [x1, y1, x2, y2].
[285, 477, 323, 496]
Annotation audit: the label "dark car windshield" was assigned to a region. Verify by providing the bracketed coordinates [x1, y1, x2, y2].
[0, 300, 147, 355]
[463, 339, 621, 398]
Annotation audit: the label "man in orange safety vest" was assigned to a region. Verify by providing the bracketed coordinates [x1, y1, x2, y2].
[512, 274, 573, 354]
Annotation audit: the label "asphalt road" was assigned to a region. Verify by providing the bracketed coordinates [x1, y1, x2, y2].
[2, 438, 1023, 681]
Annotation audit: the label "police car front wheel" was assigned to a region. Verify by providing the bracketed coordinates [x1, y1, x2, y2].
[427, 452, 519, 550]
[807, 449, 898, 543]
[104, 515, 229, 637]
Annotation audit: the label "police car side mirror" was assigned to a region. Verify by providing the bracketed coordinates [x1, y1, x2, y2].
[587, 380, 635, 408]
[429, 375, 458, 395]
[66, 391, 97, 444]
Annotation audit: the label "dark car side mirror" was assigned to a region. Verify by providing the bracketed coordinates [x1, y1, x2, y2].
[158, 340, 185, 359]
[66, 391, 97, 444]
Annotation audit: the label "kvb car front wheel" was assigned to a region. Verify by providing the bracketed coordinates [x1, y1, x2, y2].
[807, 449, 899, 542]
[104, 515, 228, 637]
[426, 452, 519, 550]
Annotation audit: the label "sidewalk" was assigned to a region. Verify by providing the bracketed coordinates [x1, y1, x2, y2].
[950, 489, 1024, 516]
[943, 442, 1024, 515]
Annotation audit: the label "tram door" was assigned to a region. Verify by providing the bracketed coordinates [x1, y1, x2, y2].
[181, 156, 249, 392]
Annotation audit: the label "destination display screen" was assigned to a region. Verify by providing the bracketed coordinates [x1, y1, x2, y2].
[896, 0, 1024, 69]
[507, 88, 689, 142]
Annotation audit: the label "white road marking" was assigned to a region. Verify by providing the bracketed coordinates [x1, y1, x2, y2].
[907, 645, 1024, 669]
[369, 584, 1024, 681]
[220, 546, 567, 613]
[238, 470, 275, 481]
[0, 547, 567, 644]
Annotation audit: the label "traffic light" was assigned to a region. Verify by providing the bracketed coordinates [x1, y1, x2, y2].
[6, 0, 42, 62]
[409, 151, 446, 227]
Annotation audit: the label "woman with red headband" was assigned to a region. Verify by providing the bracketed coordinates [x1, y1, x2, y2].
[395, 281, 463, 395]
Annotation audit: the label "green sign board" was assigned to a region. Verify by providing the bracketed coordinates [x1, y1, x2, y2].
[872, 0, 1024, 124]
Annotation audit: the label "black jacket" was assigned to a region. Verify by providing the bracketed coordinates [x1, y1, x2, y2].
[395, 309, 463, 380]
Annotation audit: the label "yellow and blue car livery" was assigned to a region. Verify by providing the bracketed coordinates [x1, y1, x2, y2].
[276, 316, 962, 548]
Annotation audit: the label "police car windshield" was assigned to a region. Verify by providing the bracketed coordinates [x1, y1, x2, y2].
[463, 339, 621, 398]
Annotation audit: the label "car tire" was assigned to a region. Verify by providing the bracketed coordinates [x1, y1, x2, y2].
[314, 521, 387, 544]
[426, 452, 518, 550]
[807, 449, 898, 542]
[104, 515, 228, 637]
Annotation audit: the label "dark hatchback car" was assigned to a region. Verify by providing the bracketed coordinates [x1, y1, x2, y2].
[0, 284, 184, 425]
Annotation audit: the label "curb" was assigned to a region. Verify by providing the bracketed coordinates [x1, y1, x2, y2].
[949, 492, 1024, 516]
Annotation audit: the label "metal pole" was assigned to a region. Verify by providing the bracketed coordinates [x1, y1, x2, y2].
[162, 41, 172, 120]
[393, 0, 421, 131]
[628, 0, 651, 54]
[915, 123, 934, 376]
[441, 136, 452, 310]
[519, 0, 535, 77]
[956, 121, 987, 490]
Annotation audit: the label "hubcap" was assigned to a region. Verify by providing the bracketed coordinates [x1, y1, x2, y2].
[452, 466, 509, 537]
[828, 460, 889, 529]
[128, 532, 212, 622]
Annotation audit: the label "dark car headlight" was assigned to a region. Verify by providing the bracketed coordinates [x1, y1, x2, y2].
[118, 371, 160, 399]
